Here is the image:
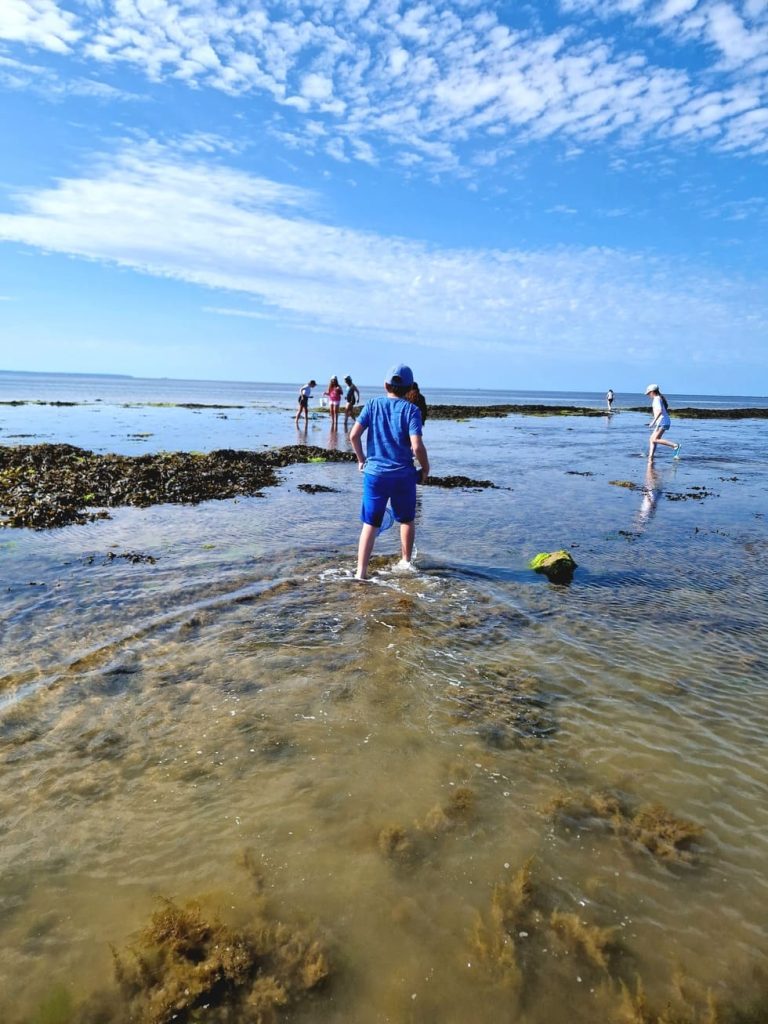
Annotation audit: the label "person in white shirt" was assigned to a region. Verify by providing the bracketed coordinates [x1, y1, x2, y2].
[606, 388, 614, 411]
[295, 379, 317, 427]
[645, 384, 680, 461]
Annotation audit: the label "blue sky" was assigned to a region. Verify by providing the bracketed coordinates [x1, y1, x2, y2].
[0, 0, 766, 393]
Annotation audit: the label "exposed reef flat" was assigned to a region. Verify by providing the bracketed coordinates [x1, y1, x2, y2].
[3, 399, 766, 418]
[624, 405, 768, 419]
[0, 444, 497, 529]
[428, 403, 607, 418]
[431, 403, 768, 419]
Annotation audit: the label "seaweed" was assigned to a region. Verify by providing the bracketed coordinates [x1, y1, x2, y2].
[549, 911, 618, 972]
[378, 824, 421, 865]
[425, 474, 498, 489]
[546, 790, 704, 865]
[471, 860, 536, 990]
[107, 897, 330, 1024]
[297, 484, 339, 494]
[0, 443, 503, 529]
[616, 977, 720, 1024]
[447, 673, 557, 746]
[0, 443, 355, 529]
[378, 786, 477, 865]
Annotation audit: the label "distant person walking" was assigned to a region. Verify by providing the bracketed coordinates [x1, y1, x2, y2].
[343, 375, 360, 429]
[606, 388, 614, 412]
[645, 384, 680, 461]
[405, 381, 428, 424]
[295, 379, 317, 427]
[349, 364, 430, 581]
[324, 376, 343, 429]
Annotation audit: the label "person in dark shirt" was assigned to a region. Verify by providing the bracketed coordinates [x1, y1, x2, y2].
[343, 375, 360, 429]
[405, 381, 427, 424]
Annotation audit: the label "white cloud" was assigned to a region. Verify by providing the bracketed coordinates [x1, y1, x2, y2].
[0, 142, 764, 361]
[0, 0, 80, 53]
[0, 51, 140, 99]
[301, 71, 334, 101]
[2, 0, 766, 166]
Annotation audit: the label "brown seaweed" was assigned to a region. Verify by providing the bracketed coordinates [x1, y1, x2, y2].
[546, 790, 704, 864]
[378, 786, 477, 866]
[106, 897, 330, 1024]
[0, 443, 355, 529]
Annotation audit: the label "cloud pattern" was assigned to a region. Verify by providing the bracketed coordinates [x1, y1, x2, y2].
[0, 142, 764, 362]
[0, 0, 766, 167]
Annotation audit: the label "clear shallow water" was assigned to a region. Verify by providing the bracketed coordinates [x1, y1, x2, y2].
[1, 380, 768, 1022]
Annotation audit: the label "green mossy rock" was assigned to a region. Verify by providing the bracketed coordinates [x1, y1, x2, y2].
[529, 550, 577, 583]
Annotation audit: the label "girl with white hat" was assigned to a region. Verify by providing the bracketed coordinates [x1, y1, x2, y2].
[645, 384, 681, 461]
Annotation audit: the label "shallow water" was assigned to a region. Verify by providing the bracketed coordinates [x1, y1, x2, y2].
[1, 397, 768, 1022]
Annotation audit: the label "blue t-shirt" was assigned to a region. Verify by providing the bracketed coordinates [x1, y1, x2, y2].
[357, 396, 422, 477]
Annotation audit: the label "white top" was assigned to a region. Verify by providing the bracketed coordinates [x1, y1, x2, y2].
[651, 394, 670, 428]
[299, 384, 314, 398]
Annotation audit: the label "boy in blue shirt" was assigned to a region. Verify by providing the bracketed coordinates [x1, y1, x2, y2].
[349, 364, 430, 580]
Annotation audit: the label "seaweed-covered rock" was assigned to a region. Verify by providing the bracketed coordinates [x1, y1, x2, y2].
[425, 475, 497, 489]
[529, 550, 577, 584]
[0, 443, 355, 530]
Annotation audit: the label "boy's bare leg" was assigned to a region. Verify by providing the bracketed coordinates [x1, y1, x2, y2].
[400, 521, 415, 562]
[356, 523, 378, 579]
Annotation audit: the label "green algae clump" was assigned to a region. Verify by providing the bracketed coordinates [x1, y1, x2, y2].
[110, 898, 330, 1024]
[529, 550, 578, 584]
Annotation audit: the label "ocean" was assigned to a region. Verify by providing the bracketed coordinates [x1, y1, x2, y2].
[1, 371, 767, 1022]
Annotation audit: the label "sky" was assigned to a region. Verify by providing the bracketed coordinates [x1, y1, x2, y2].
[0, 0, 766, 394]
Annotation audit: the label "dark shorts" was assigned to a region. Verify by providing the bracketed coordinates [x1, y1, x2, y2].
[361, 471, 417, 527]
[298, 395, 309, 409]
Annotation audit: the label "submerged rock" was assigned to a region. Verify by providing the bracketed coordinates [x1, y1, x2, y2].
[528, 550, 577, 584]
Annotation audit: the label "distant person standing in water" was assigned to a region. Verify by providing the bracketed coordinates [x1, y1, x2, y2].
[405, 381, 428, 424]
[645, 384, 681, 461]
[343, 375, 360, 429]
[324, 376, 343, 429]
[349, 364, 429, 581]
[295, 379, 317, 427]
[606, 388, 614, 412]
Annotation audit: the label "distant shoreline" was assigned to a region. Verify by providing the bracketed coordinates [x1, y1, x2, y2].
[2, 399, 767, 419]
[0, 369, 133, 379]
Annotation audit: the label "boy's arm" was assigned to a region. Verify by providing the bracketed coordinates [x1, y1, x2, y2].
[349, 421, 366, 469]
[411, 435, 429, 480]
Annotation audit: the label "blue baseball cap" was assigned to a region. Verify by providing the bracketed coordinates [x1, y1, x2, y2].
[385, 364, 414, 387]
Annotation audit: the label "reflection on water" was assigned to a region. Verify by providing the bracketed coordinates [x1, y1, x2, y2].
[636, 463, 661, 529]
[1, 415, 768, 1022]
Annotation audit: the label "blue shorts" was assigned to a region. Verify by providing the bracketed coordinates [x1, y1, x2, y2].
[361, 471, 417, 527]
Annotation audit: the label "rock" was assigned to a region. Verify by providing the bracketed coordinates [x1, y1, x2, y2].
[529, 550, 577, 584]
